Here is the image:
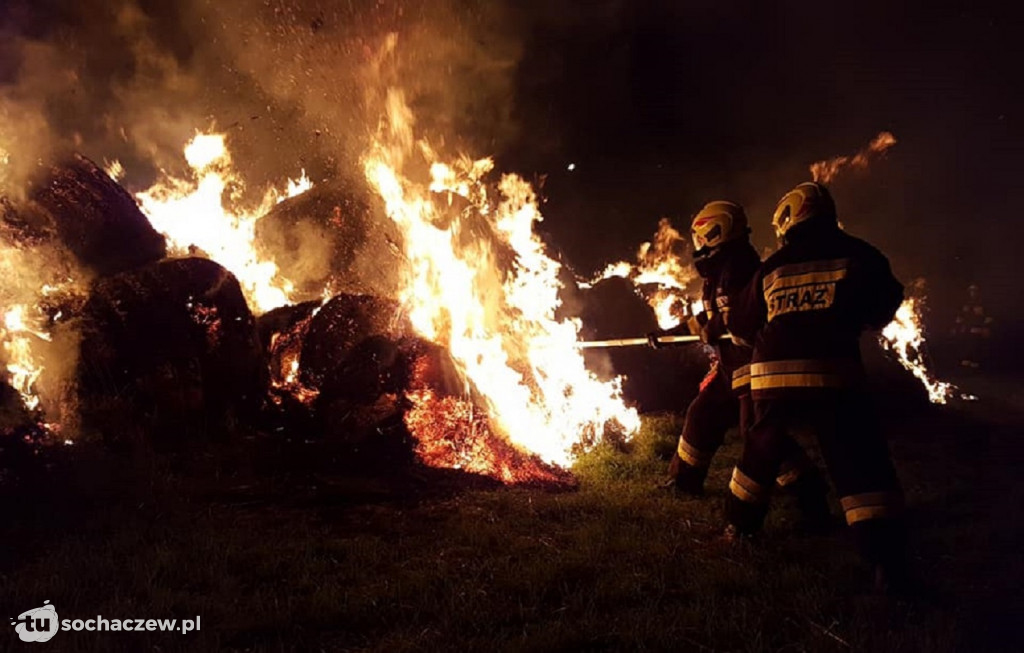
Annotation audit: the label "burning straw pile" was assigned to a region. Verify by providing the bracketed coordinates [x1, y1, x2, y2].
[0, 92, 645, 486]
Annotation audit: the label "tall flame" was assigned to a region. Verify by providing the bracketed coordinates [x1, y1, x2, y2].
[811, 132, 897, 184]
[364, 89, 639, 467]
[0, 234, 74, 419]
[1, 304, 49, 411]
[880, 296, 955, 404]
[136, 132, 312, 314]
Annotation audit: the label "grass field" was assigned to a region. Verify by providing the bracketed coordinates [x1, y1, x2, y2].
[1, 377, 1022, 652]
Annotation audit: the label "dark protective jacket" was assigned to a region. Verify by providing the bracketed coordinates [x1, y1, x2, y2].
[953, 301, 993, 338]
[729, 220, 903, 398]
[665, 238, 761, 387]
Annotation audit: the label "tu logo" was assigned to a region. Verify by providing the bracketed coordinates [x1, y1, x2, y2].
[11, 601, 59, 643]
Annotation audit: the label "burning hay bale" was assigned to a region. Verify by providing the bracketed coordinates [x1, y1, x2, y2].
[255, 182, 405, 300]
[0, 379, 34, 435]
[299, 294, 412, 401]
[76, 257, 263, 445]
[257, 300, 324, 434]
[311, 335, 460, 441]
[28, 154, 167, 276]
[405, 389, 575, 486]
[0, 197, 52, 248]
[331, 333, 570, 485]
[397, 340, 576, 486]
[296, 294, 413, 446]
[0, 196, 85, 431]
[578, 276, 711, 413]
[252, 275, 607, 485]
[257, 300, 323, 354]
[259, 292, 468, 456]
[399, 337, 465, 398]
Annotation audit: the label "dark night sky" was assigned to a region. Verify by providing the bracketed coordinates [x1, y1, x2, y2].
[501, 0, 1022, 327]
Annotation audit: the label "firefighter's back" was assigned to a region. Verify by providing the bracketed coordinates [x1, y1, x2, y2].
[750, 219, 902, 398]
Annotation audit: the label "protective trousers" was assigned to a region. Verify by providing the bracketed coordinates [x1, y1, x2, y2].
[726, 391, 905, 569]
[671, 367, 824, 501]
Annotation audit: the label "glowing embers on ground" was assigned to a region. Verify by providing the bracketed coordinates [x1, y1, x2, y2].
[406, 390, 573, 485]
[582, 218, 699, 329]
[136, 132, 312, 314]
[364, 88, 639, 471]
[880, 297, 955, 404]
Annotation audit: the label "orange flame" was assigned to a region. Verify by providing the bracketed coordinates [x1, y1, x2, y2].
[880, 296, 955, 404]
[0, 305, 49, 411]
[811, 132, 897, 184]
[0, 236, 75, 419]
[583, 218, 699, 328]
[364, 89, 639, 469]
[267, 306, 322, 406]
[406, 389, 573, 485]
[136, 132, 312, 314]
[103, 159, 125, 182]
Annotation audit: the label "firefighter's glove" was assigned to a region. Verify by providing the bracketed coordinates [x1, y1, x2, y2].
[730, 333, 752, 348]
[647, 331, 664, 349]
[698, 324, 715, 345]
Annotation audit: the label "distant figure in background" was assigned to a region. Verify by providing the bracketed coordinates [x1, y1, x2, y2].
[648, 201, 828, 525]
[727, 182, 910, 593]
[952, 283, 993, 369]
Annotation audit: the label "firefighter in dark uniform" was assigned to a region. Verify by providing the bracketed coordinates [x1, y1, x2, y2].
[726, 182, 908, 591]
[952, 283, 993, 369]
[649, 202, 828, 522]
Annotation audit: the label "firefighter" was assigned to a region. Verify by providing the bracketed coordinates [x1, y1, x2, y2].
[725, 182, 909, 592]
[648, 201, 828, 524]
[952, 283, 993, 369]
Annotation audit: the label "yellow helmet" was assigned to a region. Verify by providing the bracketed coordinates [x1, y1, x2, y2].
[690, 200, 749, 257]
[771, 182, 837, 239]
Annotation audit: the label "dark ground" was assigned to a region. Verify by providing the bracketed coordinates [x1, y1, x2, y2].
[1, 370, 1022, 652]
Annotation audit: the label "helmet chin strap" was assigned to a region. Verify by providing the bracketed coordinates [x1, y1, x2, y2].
[693, 245, 727, 278]
[692, 244, 717, 260]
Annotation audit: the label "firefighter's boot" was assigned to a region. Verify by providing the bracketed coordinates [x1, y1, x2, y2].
[852, 518, 916, 596]
[723, 494, 768, 538]
[790, 469, 833, 534]
[672, 457, 709, 496]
